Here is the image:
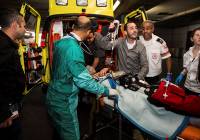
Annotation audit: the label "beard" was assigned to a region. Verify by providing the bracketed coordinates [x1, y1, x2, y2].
[143, 33, 152, 40]
[127, 33, 137, 40]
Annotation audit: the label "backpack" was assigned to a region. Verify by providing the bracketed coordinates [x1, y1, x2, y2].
[148, 79, 200, 117]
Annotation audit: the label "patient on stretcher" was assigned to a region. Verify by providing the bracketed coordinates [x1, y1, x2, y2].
[93, 72, 200, 140]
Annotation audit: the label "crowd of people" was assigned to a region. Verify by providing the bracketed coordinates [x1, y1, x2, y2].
[0, 7, 200, 140]
[44, 17, 200, 140]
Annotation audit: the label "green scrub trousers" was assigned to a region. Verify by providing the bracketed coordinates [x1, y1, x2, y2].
[46, 36, 109, 140]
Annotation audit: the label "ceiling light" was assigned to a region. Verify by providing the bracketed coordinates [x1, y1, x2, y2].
[77, 0, 88, 6]
[113, 0, 120, 11]
[97, 0, 107, 7]
[56, 0, 68, 5]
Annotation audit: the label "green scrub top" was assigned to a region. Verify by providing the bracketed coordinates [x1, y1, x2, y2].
[46, 35, 109, 140]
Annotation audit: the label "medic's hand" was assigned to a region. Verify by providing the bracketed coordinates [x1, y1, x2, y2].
[175, 74, 184, 85]
[166, 73, 172, 82]
[98, 68, 110, 77]
[109, 89, 120, 96]
[86, 65, 96, 75]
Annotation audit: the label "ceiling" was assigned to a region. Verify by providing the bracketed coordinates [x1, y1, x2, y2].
[114, 0, 200, 27]
[2, 0, 200, 28]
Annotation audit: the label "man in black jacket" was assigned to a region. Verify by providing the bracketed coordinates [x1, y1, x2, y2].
[0, 8, 26, 140]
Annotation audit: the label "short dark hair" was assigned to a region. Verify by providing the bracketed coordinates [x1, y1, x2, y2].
[73, 17, 92, 31]
[124, 21, 136, 31]
[0, 8, 20, 29]
[191, 27, 200, 38]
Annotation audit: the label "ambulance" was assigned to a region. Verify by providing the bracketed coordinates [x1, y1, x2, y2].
[19, 1, 148, 94]
[40, 0, 115, 91]
[40, 1, 149, 86]
[19, 2, 42, 94]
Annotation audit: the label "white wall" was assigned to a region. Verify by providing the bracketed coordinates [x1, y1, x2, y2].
[154, 23, 200, 76]
[155, 23, 200, 58]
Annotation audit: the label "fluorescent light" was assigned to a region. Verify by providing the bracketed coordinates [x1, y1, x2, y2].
[97, 0, 107, 7]
[77, 0, 88, 6]
[56, 0, 68, 5]
[113, 0, 120, 11]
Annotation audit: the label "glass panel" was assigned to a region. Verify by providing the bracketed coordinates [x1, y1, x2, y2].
[24, 10, 37, 32]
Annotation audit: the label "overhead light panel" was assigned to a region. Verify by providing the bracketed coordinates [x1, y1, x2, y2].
[56, 0, 68, 5]
[77, 0, 88, 6]
[97, 0, 107, 7]
[113, 0, 120, 11]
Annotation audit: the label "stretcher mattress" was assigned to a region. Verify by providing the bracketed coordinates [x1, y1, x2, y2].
[100, 78, 189, 139]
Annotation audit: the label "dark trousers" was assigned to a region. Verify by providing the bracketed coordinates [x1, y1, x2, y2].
[0, 118, 22, 140]
[145, 75, 160, 85]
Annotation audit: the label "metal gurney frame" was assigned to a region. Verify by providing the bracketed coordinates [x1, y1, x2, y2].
[83, 94, 133, 140]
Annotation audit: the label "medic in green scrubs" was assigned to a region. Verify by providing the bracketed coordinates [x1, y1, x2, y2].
[46, 16, 119, 140]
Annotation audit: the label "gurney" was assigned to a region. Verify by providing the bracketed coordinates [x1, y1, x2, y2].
[98, 75, 191, 140]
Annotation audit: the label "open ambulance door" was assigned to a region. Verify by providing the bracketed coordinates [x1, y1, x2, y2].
[39, 0, 115, 90]
[124, 7, 147, 35]
[19, 3, 43, 95]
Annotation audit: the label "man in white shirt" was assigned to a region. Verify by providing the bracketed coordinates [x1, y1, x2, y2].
[139, 20, 172, 85]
